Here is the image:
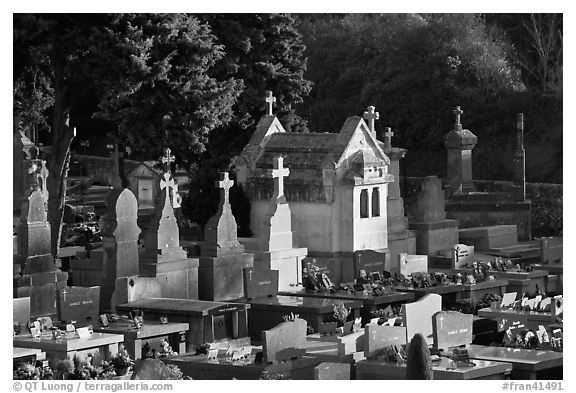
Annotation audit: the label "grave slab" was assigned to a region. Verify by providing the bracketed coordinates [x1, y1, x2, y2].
[94, 321, 189, 360]
[459, 225, 518, 250]
[477, 307, 560, 332]
[116, 298, 250, 352]
[261, 318, 307, 363]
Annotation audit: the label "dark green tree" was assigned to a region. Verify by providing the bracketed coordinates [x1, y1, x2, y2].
[406, 333, 433, 380]
[13, 13, 241, 255]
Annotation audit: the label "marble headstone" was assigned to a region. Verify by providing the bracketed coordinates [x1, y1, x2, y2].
[451, 244, 474, 269]
[364, 324, 407, 359]
[243, 267, 279, 300]
[396, 253, 428, 276]
[261, 317, 307, 363]
[57, 286, 100, 327]
[402, 293, 442, 345]
[353, 250, 386, 278]
[432, 311, 473, 351]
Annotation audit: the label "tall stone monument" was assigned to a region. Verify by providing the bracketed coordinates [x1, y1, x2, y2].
[513, 113, 526, 202]
[408, 176, 459, 255]
[443, 106, 477, 194]
[242, 156, 308, 291]
[375, 122, 416, 267]
[198, 172, 254, 301]
[140, 148, 199, 299]
[14, 164, 68, 318]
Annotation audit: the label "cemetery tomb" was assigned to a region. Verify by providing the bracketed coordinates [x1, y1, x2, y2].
[431, 310, 473, 352]
[261, 317, 307, 363]
[402, 293, 442, 345]
[94, 320, 189, 360]
[116, 298, 250, 353]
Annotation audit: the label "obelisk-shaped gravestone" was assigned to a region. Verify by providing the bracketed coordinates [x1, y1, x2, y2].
[140, 148, 198, 299]
[513, 113, 527, 202]
[198, 172, 254, 301]
[14, 162, 68, 319]
[100, 188, 142, 311]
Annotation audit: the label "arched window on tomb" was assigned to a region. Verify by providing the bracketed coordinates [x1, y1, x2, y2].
[372, 187, 380, 217]
[360, 189, 369, 218]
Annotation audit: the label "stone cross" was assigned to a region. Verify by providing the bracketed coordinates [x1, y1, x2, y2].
[363, 106, 380, 134]
[39, 160, 49, 197]
[160, 173, 175, 207]
[265, 91, 276, 116]
[453, 106, 464, 131]
[271, 156, 290, 200]
[384, 127, 395, 149]
[516, 113, 524, 149]
[162, 147, 175, 173]
[216, 172, 234, 206]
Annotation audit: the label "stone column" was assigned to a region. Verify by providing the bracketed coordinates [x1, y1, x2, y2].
[443, 106, 477, 194]
[513, 113, 526, 201]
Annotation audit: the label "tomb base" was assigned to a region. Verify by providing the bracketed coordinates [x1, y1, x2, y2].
[409, 219, 459, 255]
[198, 253, 254, 301]
[14, 270, 68, 319]
[306, 250, 389, 286]
[139, 253, 199, 300]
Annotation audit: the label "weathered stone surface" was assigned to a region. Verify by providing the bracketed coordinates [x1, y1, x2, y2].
[57, 286, 100, 326]
[402, 293, 442, 345]
[444, 107, 477, 193]
[262, 318, 307, 363]
[13, 297, 31, 326]
[459, 225, 518, 250]
[243, 267, 278, 299]
[198, 253, 254, 301]
[365, 324, 407, 359]
[414, 176, 447, 222]
[432, 311, 473, 351]
[314, 362, 351, 380]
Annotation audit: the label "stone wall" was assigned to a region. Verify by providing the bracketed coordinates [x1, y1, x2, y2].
[401, 177, 562, 237]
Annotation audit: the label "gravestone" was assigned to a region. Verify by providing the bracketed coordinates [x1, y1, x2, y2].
[140, 148, 199, 300]
[13, 297, 31, 328]
[57, 286, 100, 327]
[243, 267, 279, 300]
[14, 183, 68, 318]
[242, 155, 308, 291]
[199, 172, 254, 301]
[353, 250, 386, 279]
[314, 362, 351, 380]
[364, 324, 407, 359]
[450, 244, 475, 268]
[100, 188, 159, 311]
[443, 106, 477, 194]
[378, 122, 417, 265]
[432, 311, 473, 351]
[402, 293, 442, 345]
[261, 318, 307, 363]
[408, 176, 459, 255]
[393, 253, 428, 276]
[539, 237, 562, 264]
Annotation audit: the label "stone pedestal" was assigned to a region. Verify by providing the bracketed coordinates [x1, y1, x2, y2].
[408, 176, 459, 255]
[14, 189, 68, 319]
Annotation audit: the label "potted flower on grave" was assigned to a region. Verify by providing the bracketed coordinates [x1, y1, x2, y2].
[13, 362, 54, 380]
[333, 302, 353, 335]
[110, 345, 134, 376]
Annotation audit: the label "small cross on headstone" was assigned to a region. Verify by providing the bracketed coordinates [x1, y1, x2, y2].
[363, 106, 380, 134]
[160, 173, 176, 206]
[216, 172, 234, 206]
[384, 127, 395, 149]
[271, 156, 290, 200]
[162, 147, 175, 174]
[453, 106, 464, 131]
[265, 91, 276, 116]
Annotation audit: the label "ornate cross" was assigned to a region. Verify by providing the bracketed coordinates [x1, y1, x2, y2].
[162, 147, 175, 173]
[271, 156, 290, 200]
[216, 172, 234, 206]
[384, 127, 395, 148]
[453, 106, 464, 131]
[516, 113, 524, 149]
[363, 106, 380, 134]
[160, 173, 176, 206]
[265, 91, 276, 116]
[39, 160, 49, 197]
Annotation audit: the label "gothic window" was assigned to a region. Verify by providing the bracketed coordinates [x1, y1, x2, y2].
[360, 189, 369, 218]
[372, 187, 380, 217]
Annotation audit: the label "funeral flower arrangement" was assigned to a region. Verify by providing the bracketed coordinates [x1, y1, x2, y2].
[111, 345, 135, 372]
[54, 355, 116, 380]
[13, 362, 53, 380]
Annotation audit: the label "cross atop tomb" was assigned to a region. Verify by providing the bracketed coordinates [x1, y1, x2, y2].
[160, 173, 176, 206]
[516, 113, 524, 149]
[384, 127, 395, 149]
[271, 156, 290, 201]
[216, 171, 234, 206]
[453, 106, 464, 131]
[363, 106, 380, 135]
[265, 91, 276, 116]
[162, 147, 175, 173]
